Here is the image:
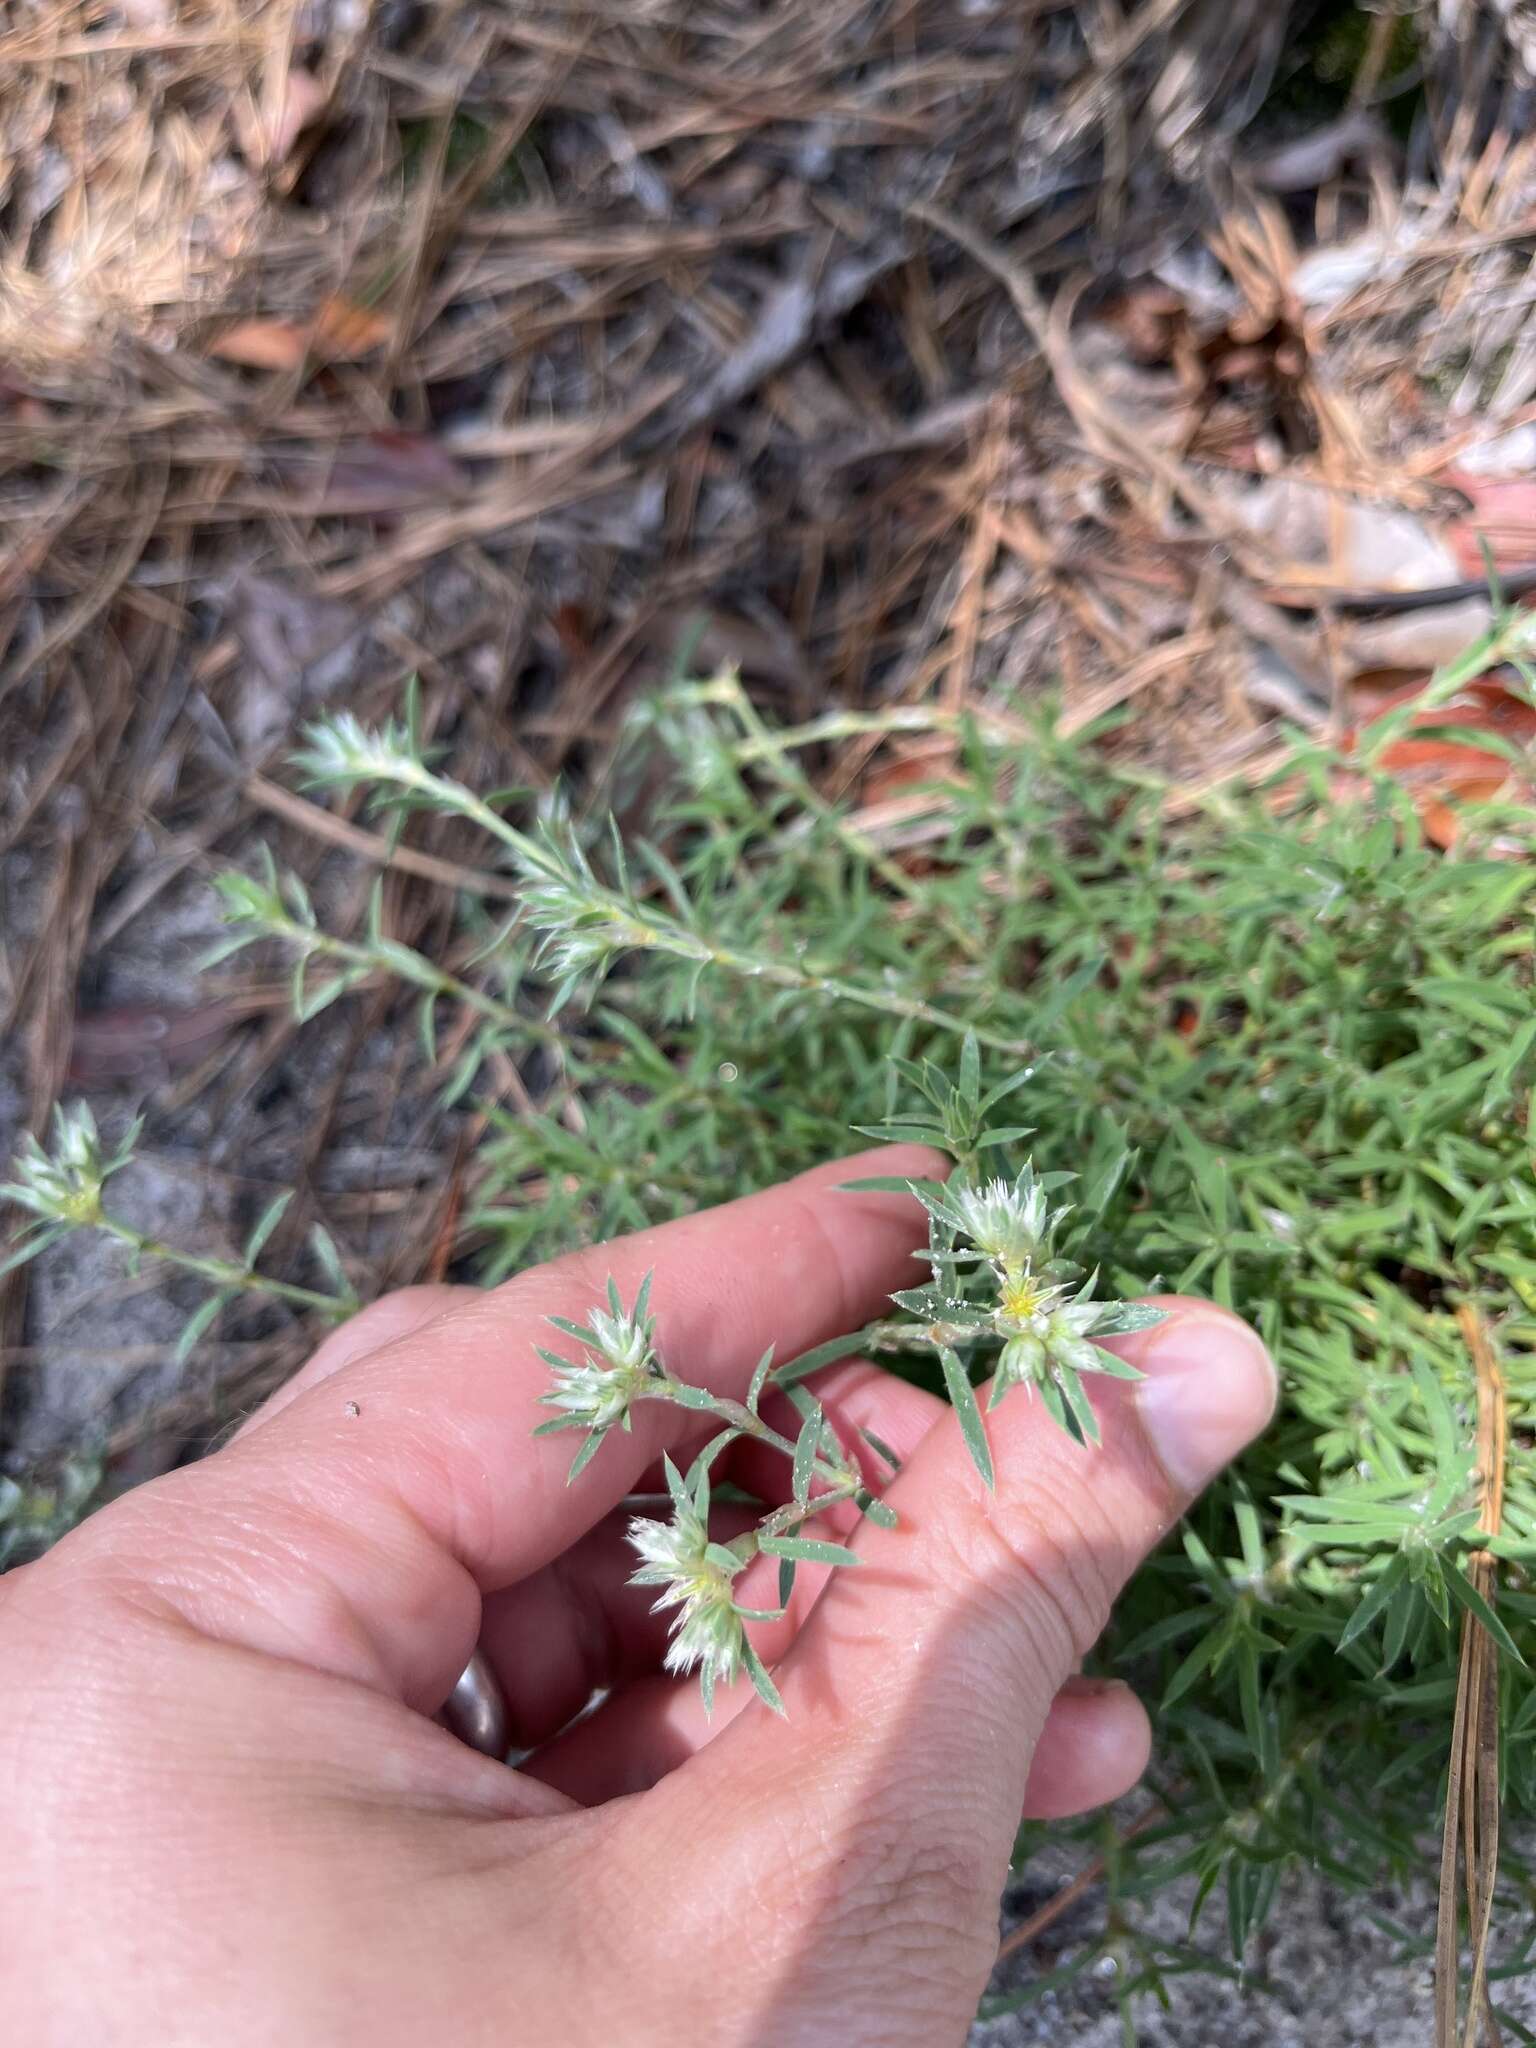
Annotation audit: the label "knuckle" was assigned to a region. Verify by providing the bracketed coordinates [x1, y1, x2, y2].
[932, 1459, 1132, 1673]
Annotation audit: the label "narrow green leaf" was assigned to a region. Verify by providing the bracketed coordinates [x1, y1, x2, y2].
[307, 1223, 351, 1299]
[174, 1291, 229, 1366]
[758, 1536, 862, 1566]
[858, 1425, 902, 1475]
[742, 1642, 786, 1716]
[773, 1330, 870, 1387]
[792, 1404, 822, 1505]
[1443, 1560, 1528, 1665]
[662, 1453, 691, 1513]
[746, 1345, 775, 1415]
[848, 1122, 950, 1148]
[958, 1029, 980, 1117]
[939, 1346, 994, 1490]
[0, 1228, 62, 1277]
[777, 1555, 797, 1609]
[1054, 1365, 1102, 1446]
[1164, 1623, 1226, 1706]
[566, 1430, 607, 1483]
[244, 1191, 294, 1265]
[1338, 1556, 1408, 1652]
[669, 1382, 720, 1412]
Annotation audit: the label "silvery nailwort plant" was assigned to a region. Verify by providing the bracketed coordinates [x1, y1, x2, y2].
[1, 1103, 358, 1346]
[530, 1038, 1162, 1710]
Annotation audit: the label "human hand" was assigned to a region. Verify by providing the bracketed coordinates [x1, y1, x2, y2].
[0, 1150, 1274, 2047]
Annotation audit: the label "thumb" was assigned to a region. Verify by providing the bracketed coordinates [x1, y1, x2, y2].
[649, 1300, 1274, 2046]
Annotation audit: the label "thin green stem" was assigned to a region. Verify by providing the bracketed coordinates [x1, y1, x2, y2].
[755, 1481, 862, 1541]
[693, 934, 1025, 1053]
[332, 735, 1023, 1051]
[661, 1383, 856, 1495]
[276, 919, 564, 1050]
[98, 1216, 349, 1319]
[706, 673, 987, 961]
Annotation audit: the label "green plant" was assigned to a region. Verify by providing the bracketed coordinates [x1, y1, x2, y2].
[530, 1113, 1161, 1708]
[8, 668, 1536, 2036]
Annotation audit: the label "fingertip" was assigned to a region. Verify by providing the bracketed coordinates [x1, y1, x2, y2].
[1022, 1677, 1151, 1820]
[1112, 1298, 1277, 1496]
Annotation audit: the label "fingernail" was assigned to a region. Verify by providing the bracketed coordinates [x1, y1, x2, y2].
[1135, 1311, 1277, 1495]
[1058, 1673, 1132, 1701]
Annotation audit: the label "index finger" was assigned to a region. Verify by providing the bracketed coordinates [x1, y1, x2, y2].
[60, 1147, 939, 1714]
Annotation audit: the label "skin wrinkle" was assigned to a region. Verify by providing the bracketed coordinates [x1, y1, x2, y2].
[136, 1479, 458, 1705]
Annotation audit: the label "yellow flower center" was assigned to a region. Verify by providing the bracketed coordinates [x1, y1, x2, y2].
[999, 1270, 1049, 1322]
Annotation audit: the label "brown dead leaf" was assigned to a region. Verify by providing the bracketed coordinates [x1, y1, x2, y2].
[68, 1002, 248, 1084]
[209, 317, 311, 369]
[1342, 676, 1536, 847]
[276, 432, 468, 514]
[313, 295, 393, 358]
[209, 296, 392, 370]
[857, 735, 961, 808]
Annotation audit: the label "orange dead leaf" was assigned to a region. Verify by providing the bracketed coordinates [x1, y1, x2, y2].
[858, 735, 959, 808]
[1444, 473, 1536, 577]
[1343, 676, 1536, 848]
[312, 295, 394, 358]
[208, 317, 310, 369]
[209, 296, 392, 371]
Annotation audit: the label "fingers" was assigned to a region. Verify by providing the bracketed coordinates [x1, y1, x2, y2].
[527, 1667, 1149, 1815]
[232, 1286, 474, 1436]
[742, 1299, 1273, 1754]
[47, 1150, 939, 1719]
[1021, 1675, 1150, 1820]
[641, 1302, 1274, 2041]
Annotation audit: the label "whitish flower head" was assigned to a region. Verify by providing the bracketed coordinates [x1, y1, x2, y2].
[949, 1174, 1049, 1268]
[581, 1303, 652, 1375]
[994, 1279, 1122, 1396]
[516, 828, 659, 986]
[628, 1498, 746, 1695]
[293, 712, 428, 794]
[537, 1277, 661, 1434]
[541, 1357, 643, 1431]
[1, 1102, 136, 1227]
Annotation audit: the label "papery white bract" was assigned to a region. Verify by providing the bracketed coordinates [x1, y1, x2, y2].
[540, 1356, 644, 1431]
[293, 712, 429, 795]
[628, 1492, 747, 1709]
[537, 1275, 662, 1448]
[948, 1173, 1050, 1268]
